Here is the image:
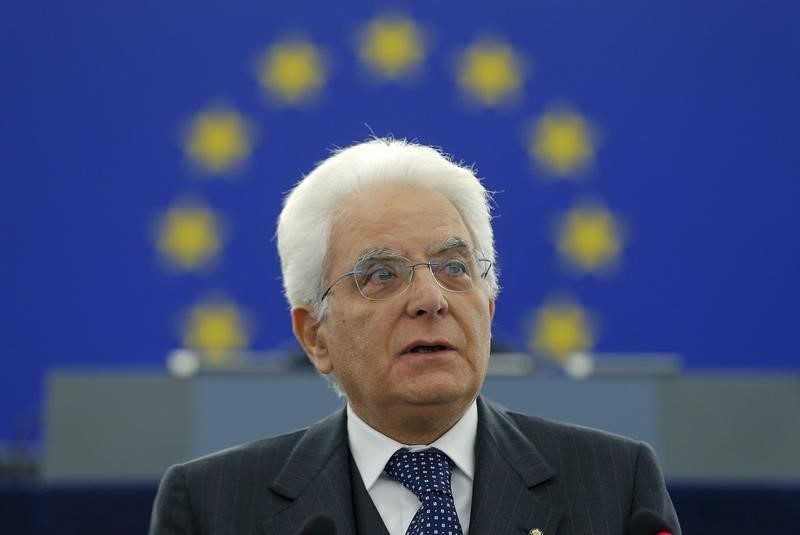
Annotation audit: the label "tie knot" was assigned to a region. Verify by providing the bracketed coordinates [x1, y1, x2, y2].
[384, 447, 455, 500]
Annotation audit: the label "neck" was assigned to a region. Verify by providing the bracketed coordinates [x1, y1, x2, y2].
[351, 398, 474, 445]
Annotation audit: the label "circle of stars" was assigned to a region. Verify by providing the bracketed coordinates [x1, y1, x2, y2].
[152, 9, 631, 371]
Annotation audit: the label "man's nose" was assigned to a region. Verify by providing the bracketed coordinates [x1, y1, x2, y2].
[405, 264, 449, 316]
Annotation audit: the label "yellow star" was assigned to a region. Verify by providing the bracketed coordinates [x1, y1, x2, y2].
[155, 199, 224, 271]
[457, 38, 525, 107]
[530, 297, 595, 361]
[257, 37, 327, 105]
[529, 106, 596, 177]
[357, 14, 426, 80]
[183, 104, 253, 175]
[557, 201, 624, 273]
[181, 295, 250, 366]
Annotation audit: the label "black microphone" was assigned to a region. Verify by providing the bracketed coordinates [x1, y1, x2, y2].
[629, 509, 673, 535]
[297, 514, 337, 535]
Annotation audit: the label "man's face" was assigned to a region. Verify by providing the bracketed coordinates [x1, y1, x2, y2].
[300, 183, 495, 426]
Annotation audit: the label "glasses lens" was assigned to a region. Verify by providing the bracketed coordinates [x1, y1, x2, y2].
[354, 257, 409, 300]
[351, 252, 490, 300]
[430, 255, 476, 292]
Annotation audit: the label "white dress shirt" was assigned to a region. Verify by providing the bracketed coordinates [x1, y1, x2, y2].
[346, 400, 477, 535]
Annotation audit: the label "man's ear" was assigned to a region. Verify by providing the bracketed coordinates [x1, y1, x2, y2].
[488, 298, 496, 320]
[291, 306, 333, 374]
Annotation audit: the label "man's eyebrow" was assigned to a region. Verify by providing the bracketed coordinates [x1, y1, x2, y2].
[352, 239, 471, 265]
[353, 247, 402, 265]
[428, 237, 471, 256]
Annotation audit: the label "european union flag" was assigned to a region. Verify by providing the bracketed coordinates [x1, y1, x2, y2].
[2, 1, 799, 441]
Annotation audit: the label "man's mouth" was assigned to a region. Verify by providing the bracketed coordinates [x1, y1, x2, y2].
[401, 341, 454, 355]
[409, 344, 449, 354]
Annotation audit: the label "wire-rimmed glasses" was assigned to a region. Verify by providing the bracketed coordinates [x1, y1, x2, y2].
[321, 250, 493, 301]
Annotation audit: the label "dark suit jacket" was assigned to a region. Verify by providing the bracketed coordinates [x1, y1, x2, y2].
[149, 397, 680, 534]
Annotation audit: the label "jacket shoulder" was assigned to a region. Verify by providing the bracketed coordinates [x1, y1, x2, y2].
[497, 406, 680, 533]
[150, 426, 326, 535]
[505, 409, 643, 451]
[176, 427, 307, 479]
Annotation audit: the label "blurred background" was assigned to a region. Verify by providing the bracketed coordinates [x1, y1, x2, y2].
[2, 0, 799, 533]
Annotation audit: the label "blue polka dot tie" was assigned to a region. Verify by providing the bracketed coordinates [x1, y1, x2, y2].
[384, 447, 464, 535]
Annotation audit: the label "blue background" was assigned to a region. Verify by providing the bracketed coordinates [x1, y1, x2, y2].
[1, 0, 799, 441]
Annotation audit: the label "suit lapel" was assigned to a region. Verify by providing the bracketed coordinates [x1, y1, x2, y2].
[263, 408, 357, 535]
[261, 398, 562, 534]
[469, 397, 562, 535]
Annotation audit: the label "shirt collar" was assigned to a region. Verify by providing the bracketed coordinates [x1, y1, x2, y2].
[347, 400, 477, 491]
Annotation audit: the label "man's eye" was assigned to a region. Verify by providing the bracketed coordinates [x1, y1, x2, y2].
[439, 259, 469, 276]
[364, 265, 399, 284]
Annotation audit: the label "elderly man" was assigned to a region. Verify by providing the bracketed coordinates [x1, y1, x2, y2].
[150, 138, 680, 535]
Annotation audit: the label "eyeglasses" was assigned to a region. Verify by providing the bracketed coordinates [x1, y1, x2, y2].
[321, 251, 493, 301]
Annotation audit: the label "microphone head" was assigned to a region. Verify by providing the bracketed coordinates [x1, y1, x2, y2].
[629, 509, 672, 535]
[297, 514, 337, 535]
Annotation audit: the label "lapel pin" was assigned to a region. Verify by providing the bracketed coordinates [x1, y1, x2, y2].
[529, 530, 543, 535]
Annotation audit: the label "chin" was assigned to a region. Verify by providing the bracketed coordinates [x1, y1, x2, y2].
[401, 380, 475, 407]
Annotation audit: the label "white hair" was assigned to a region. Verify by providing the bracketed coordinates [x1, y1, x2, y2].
[277, 137, 498, 320]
